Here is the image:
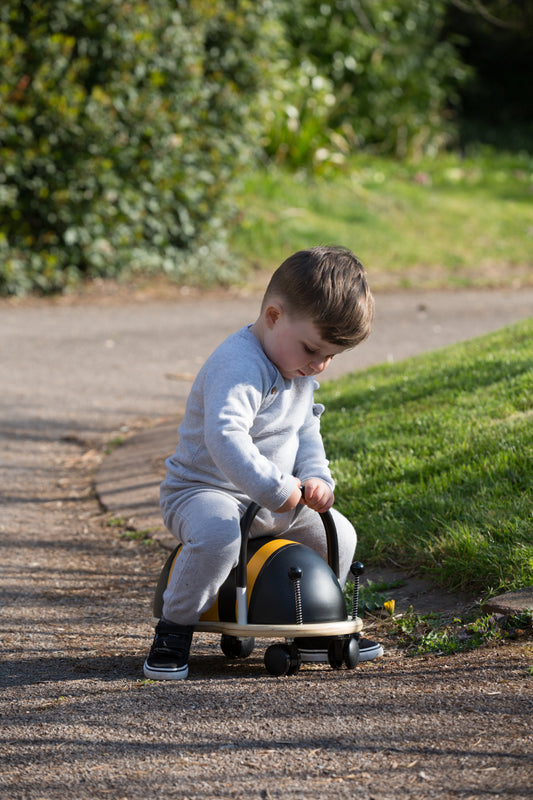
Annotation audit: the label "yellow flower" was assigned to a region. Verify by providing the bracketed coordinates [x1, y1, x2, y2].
[383, 599, 395, 616]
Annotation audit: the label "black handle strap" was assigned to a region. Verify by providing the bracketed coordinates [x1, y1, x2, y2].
[236, 501, 340, 590]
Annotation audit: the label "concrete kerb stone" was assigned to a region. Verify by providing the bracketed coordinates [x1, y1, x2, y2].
[96, 419, 178, 547]
[483, 587, 533, 617]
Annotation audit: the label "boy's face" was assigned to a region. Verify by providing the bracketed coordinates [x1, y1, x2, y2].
[260, 305, 346, 380]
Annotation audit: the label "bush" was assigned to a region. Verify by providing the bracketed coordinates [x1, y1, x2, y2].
[264, 0, 469, 163]
[0, 0, 268, 295]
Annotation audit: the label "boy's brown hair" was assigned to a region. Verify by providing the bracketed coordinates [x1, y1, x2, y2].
[262, 245, 374, 348]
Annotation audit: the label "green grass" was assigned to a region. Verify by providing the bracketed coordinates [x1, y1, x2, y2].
[231, 149, 533, 290]
[318, 317, 533, 599]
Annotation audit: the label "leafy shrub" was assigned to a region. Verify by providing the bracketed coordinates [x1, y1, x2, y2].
[257, 57, 352, 172]
[2, 1, 525, 294]
[0, 0, 268, 295]
[268, 0, 469, 162]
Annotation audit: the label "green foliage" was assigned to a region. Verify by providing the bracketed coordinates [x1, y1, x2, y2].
[256, 58, 349, 171]
[1, 0, 530, 294]
[344, 578, 404, 615]
[268, 0, 469, 163]
[319, 319, 533, 597]
[0, 0, 269, 295]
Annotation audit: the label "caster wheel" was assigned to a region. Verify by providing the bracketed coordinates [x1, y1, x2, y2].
[328, 636, 359, 670]
[220, 635, 255, 659]
[264, 644, 301, 676]
[343, 636, 360, 669]
[327, 638, 344, 670]
[286, 645, 302, 676]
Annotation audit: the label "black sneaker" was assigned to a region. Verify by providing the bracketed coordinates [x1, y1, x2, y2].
[294, 636, 384, 663]
[357, 637, 384, 661]
[143, 620, 193, 680]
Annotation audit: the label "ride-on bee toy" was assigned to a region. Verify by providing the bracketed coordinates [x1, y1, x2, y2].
[152, 500, 365, 677]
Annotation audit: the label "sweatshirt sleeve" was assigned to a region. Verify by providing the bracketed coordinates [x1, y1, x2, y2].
[293, 392, 334, 490]
[202, 360, 296, 511]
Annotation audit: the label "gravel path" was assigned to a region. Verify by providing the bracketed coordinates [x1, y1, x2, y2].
[1, 285, 532, 799]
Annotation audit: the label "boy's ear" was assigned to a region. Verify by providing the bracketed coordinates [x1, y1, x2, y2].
[264, 303, 282, 329]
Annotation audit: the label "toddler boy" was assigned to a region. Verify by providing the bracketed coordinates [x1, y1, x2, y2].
[144, 245, 383, 679]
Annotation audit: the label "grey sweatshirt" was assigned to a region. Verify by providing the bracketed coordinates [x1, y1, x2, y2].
[163, 325, 334, 512]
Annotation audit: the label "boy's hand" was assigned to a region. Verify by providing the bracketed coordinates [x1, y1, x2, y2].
[300, 479, 334, 513]
[274, 477, 303, 513]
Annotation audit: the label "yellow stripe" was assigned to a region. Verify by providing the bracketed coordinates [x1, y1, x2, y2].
[245, 538, 294, 612]
[196, 538, 296, 623]
[200, 603, 220, 622]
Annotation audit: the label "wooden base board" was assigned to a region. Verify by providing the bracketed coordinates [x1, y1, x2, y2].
[151, 618, 363, 637]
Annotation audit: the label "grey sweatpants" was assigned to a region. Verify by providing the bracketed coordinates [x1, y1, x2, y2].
[160, 486, 357, 625]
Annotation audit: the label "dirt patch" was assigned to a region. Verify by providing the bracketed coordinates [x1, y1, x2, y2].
[2, 439, 531, 800]
[2, 286, 533, 799]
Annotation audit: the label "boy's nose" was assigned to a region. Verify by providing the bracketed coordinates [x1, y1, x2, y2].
[309, 356, 332, 374]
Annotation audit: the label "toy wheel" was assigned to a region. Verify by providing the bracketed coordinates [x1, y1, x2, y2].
[327, 638, 344, 670]
[220, 635, 255, 659]
[264, 644, 301, 677]
[327, 636, 359, 670]
[343, 636, 360, 669]
[286, 645, 302, 676]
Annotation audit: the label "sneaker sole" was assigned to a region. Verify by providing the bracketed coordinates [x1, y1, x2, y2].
[299, 642, 384, 664]
[143, 659, 188, 680]
[358, 642, 384, 661]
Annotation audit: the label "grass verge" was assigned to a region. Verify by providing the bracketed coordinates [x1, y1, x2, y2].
[319, 317, 533, 599]
[231, 149, 533, 290]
